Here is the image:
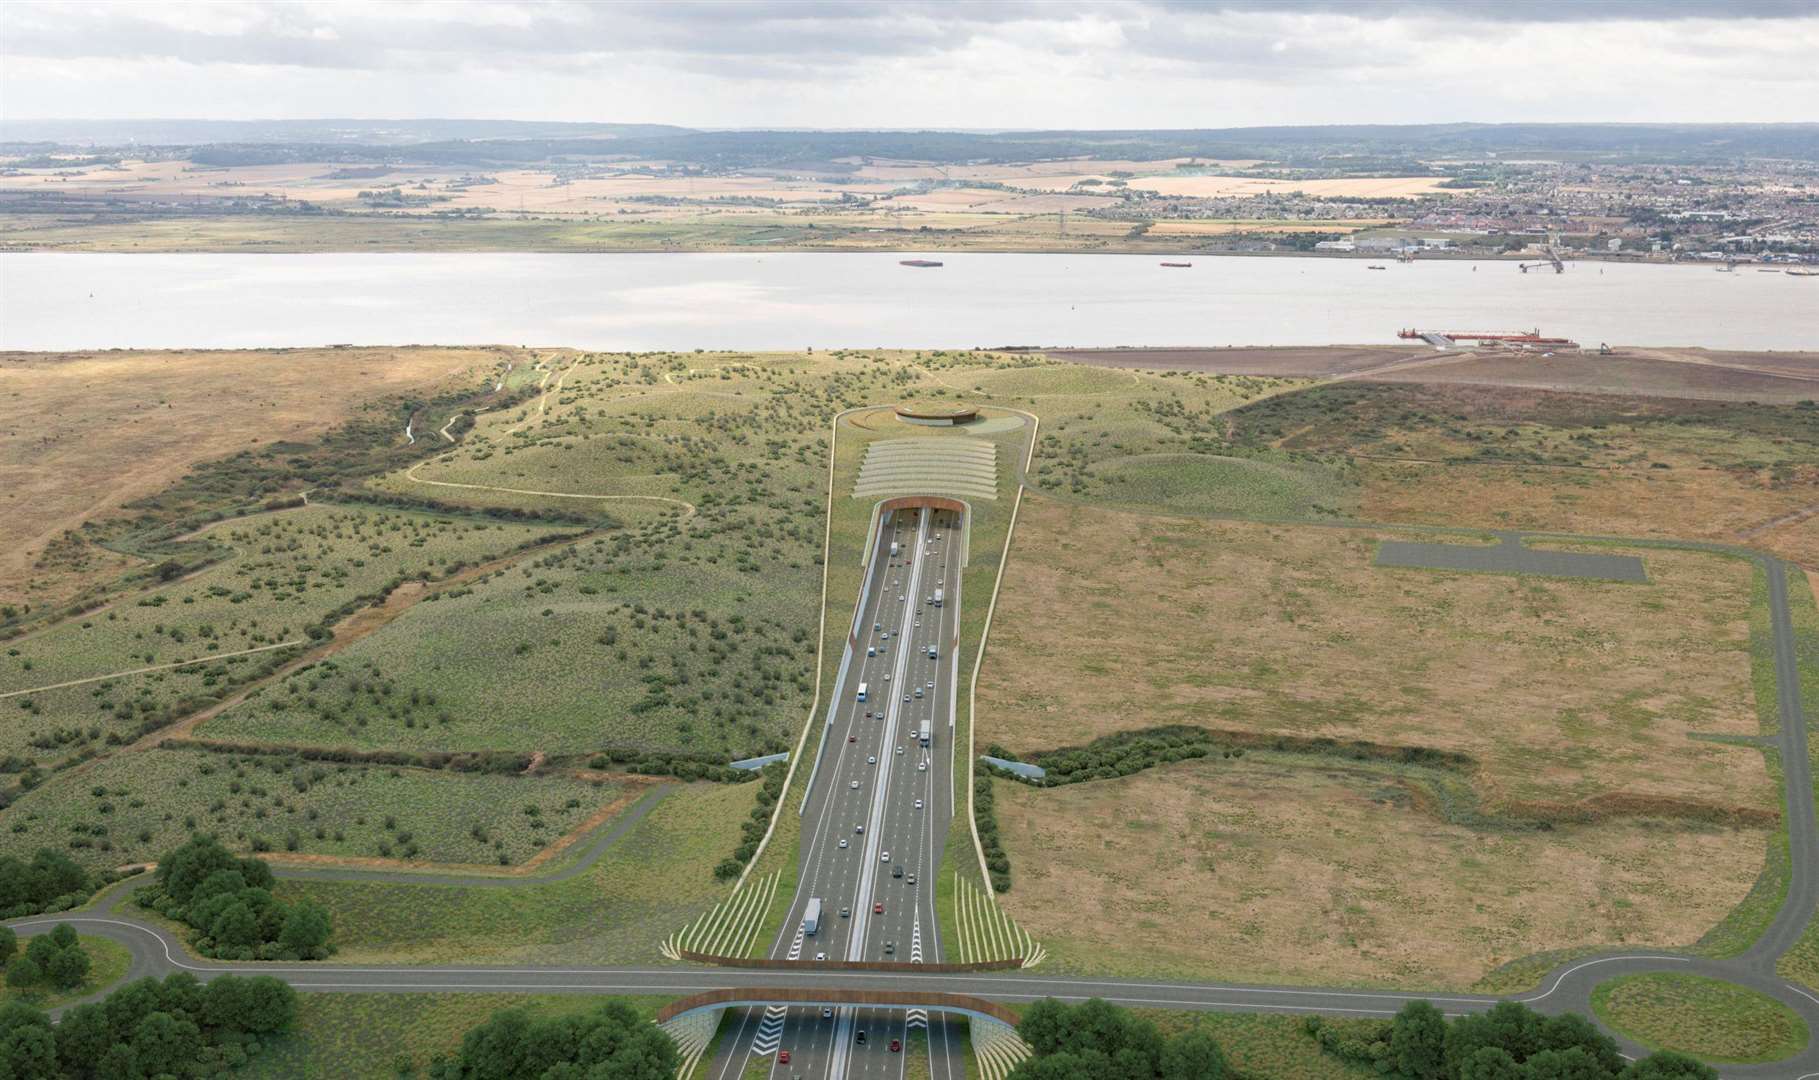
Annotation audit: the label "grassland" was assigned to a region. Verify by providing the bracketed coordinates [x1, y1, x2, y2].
[0, 346, 528, 613]
[992, 755, 1765, 988]
[0, 505, 565, 772]
[981, 496, 1769, 815]
[0, 933, 132, 1009]
[977, 493, 1778, 987]
[238, 993, 669, 1079]
[274, 779, 755, 964]
[1590, 973, 1809, 1064]
[1221, 382, 1819, 566]
[0, 746, 631, 870]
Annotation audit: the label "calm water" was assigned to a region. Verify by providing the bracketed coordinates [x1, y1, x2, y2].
[2, 252, 1813, 352]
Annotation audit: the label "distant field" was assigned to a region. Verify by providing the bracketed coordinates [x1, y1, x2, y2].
[981, 496, 1770, 816]
[0, 345, 521, 611]
[1, 745, 629, 870]
[994, 755, 1765, 988]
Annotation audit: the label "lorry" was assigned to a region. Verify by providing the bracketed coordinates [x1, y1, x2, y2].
[890, 541, 900, 557]
[933, 588, 944, 607]
[919, 720, 931, 747]
[856, 682, 868, 703]
[803, 897, 822, 936]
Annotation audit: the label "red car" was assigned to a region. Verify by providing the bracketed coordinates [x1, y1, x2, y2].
[890, 1039, 902, 1053]
[873, 902, 884, 914]
[778, 1050, 791, 1064]
[849, 735, 857, 743]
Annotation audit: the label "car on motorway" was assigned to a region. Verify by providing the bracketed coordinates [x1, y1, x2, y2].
[903, 695, 910, 702]
[779, 1050, 790, 1064]
[822, 1007, 834, 1019]
[908, 874, 917, 885]
[891, 1039, 903, 1053]
[839, 838, 848, 848]
[926, 680, 934, 688]
[892, 865, 903, 878]
[896, 746, 904, 755]
[815, 952, 826, 961]
[884, 941, 895, 955]
[868, 755, 877, 764]
[857, 1031, 867, 1045]
[849, 735, 857, 743]
[914, 687, 922, 698]
[881, 851, 890, 862]
[918, 761, 927, 771]
[914, 799, 923, 809]
[850, 780, 860, 789]
[840, 906, 850, 918]
[873, 902, 884, 914]
[856, 824, 864, 833]
[874, 623, 881, 632]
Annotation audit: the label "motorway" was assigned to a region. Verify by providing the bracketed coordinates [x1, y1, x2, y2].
[706, 504, 967, 1080]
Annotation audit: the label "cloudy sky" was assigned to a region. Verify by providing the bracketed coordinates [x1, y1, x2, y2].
[3, 0, 1817, 129]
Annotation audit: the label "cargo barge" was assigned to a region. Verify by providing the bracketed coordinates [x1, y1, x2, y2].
[899, 259, 944, 268]
[1159, 262, 1192, 268]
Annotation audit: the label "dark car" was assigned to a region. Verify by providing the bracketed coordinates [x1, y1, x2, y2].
[890, 1039, 902, 1053]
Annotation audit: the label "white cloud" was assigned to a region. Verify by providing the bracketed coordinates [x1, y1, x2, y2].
[1, 0, 1815, 126]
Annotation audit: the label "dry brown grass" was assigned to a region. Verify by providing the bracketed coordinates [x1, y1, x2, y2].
[0, 346, 523, 609]
[994, 755, 1767, 988]
[978, 495, 1772, 815]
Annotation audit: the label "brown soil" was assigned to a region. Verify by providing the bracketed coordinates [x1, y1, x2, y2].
[0, 345, 530, 611]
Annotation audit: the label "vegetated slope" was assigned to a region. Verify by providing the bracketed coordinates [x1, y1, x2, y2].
[0, 506, 565, 774]
[1222, 381, 1819, 565]
[1, 746, 629, 871]
[0, 346, 526, 614]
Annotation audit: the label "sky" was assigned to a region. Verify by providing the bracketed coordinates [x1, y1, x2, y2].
[3, 0, 1818, 129]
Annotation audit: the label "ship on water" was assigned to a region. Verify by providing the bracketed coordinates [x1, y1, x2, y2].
[899, 259, 944, 268]
[1159, 261, 1192, 268]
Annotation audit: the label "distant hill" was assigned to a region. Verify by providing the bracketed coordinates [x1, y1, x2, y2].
[4, 121, 1815, 164]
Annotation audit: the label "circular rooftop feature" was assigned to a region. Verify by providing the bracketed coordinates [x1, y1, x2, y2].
[895, 402, 979, 426]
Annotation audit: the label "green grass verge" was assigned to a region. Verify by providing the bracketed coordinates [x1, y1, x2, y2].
[1591, 973, 1809, 1064]
[273, 780, 752, 965]
[239, 993, 669, 1079]
[0, 934, 133, 1010]
[1779, 565, 1819, 988]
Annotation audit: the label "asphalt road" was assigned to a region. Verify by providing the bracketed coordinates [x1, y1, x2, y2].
[708, 505, 966, 1080]
[7, 541, 1819, 1080]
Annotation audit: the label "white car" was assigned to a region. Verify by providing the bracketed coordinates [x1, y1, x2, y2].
[850, 780, 860, 789]
[822, 1007, 834, 1019]
[815, 952, 827, 961]
[918, 761, 927, 772]
[927, 680, 934, 688]
[914, 799, 924, 809]
[839, 838, 849, 848]
[881, 851, 890, 862]
[868, 755, 877, 765]
[856, 824, 864, 834]
[896, 746, 904, 755]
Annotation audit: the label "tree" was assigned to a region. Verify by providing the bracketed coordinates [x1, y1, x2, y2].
[1537, 1012, 1625, 1076]
[1390, 1000, 1447, 1080]
[129, 1011, 204, 1078]
[279, 898, 333, 955]
[46, 924, 76, 951]
[209, 901, 261, 951]
[1525, 1046, 1612, 1080]
[1621, 1051, 1720, 1080]
[1158, 1029, 1229, 1079]
[45, 943, 90, 990]
[1460, 1046, 1525, 1080]
[1447, 1002, 1544, 1076]
[53, 1002, 113, 1076]
[0, 927, 13, 965]
[6, 955, 41, 989]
